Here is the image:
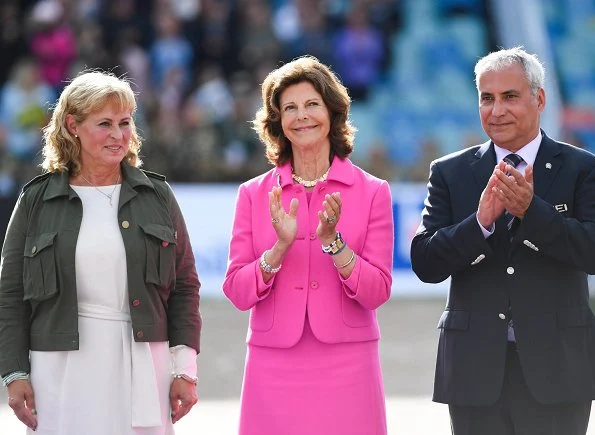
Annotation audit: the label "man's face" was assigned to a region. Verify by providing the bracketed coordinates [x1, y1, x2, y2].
[477, 63, 545, 152]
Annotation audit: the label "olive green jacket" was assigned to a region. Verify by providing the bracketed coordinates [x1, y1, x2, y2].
[0, 164, 201, 375]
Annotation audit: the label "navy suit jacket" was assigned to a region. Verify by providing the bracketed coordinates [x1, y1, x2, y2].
[411, 131, 595, 406]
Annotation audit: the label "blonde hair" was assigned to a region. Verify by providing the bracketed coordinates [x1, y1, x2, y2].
[253, 55, 356, 166]
[41, 70, 142, 174]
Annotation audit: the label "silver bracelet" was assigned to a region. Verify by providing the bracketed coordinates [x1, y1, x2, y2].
[259, 250, 282, 274]
[172, 373, 198, 385]
[2, 371, 29, 387]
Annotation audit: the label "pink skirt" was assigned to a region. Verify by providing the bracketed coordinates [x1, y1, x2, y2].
[238, 318, 387, 435]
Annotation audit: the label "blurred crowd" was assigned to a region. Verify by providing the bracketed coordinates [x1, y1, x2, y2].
[5, 0, 593, 198]
[0, 0, 411, 194]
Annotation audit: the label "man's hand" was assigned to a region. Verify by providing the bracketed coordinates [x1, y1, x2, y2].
[493, 161, 534, 218]
[477, 164, 507, 229]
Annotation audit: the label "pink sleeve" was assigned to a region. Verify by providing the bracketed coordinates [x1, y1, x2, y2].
[222, 184, 274, 311]
[341, 181, 393, 310]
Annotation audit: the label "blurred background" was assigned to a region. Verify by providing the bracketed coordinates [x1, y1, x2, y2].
[0, 0, 594, 433]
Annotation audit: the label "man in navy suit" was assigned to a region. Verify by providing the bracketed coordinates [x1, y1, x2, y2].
[411, 46, 595, 434]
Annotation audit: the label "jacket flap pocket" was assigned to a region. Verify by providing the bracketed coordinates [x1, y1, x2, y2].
[557, 307, 595, 328]
[437, 310, 470, 331]
[24, 232, 57, 258]
[139, 224, 176, 244]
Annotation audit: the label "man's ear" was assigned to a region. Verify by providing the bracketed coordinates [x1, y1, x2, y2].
[65, 114, 77, 136]
[536, 88, 546, 112]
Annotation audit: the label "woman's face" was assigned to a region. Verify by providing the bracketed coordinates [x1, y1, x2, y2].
[279, 81, 330, 153]
[68, 102, 132, 173]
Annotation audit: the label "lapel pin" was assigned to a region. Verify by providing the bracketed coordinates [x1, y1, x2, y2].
[545, 163, 552, 169]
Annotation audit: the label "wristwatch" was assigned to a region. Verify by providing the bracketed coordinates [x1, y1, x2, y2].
[321, 232, 345, 255]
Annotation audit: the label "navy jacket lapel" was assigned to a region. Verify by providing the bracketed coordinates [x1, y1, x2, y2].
[532, 131, 561, 199]
[471, 140, 496, 195]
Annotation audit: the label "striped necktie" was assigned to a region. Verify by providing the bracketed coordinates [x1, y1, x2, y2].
[503, 153, 523, 234]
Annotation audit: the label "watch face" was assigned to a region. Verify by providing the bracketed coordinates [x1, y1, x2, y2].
[322, 233, 344, 254]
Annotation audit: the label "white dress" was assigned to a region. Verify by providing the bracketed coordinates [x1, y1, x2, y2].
[28, 185, 175, 435]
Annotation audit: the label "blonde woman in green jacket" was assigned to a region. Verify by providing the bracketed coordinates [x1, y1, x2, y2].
[0, 71, 202, 434]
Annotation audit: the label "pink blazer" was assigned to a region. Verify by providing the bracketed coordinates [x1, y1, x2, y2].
[222, 157, 394, 348]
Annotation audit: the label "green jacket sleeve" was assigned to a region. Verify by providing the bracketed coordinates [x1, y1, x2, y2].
[0, 193, 32, 375]
[164, 183, 202, 353]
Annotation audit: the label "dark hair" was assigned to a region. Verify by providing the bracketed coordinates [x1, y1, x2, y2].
[253, 55, 356, 166]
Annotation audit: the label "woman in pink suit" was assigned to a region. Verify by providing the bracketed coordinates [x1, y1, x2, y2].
[223, 55, 394, 435]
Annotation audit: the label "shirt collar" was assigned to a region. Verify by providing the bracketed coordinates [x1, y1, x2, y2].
[493, 131, 542, 167]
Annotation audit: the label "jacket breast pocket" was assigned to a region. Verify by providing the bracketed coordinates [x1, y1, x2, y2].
[139, 223, 177, 287]
[437, 310, 470, 331]
[23, 232, 58, 301]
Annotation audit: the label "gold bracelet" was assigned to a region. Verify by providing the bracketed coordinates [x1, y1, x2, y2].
[334, 251, 355, 269]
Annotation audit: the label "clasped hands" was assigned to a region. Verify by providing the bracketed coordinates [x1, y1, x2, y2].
[477, 160, 534, 229]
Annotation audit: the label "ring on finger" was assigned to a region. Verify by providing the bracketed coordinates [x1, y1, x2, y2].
[271, 217, 280, 224]
[326, 215, 336, 224]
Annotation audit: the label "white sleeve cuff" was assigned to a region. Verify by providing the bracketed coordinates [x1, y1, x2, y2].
[170, 345, 198, 378]
[476, 213, 495, 238]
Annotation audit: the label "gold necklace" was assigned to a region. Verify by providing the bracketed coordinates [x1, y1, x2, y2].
[291, 167, 330, 188]
[80, 173, 121, 207]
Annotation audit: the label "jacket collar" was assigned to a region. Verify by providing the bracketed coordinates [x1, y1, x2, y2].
[42, 163, 155, 201]
[273, 156, 355, 188]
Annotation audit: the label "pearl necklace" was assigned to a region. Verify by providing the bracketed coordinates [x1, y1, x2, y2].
[80, 173, 121, 207]
[291, 167, 330, 188]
